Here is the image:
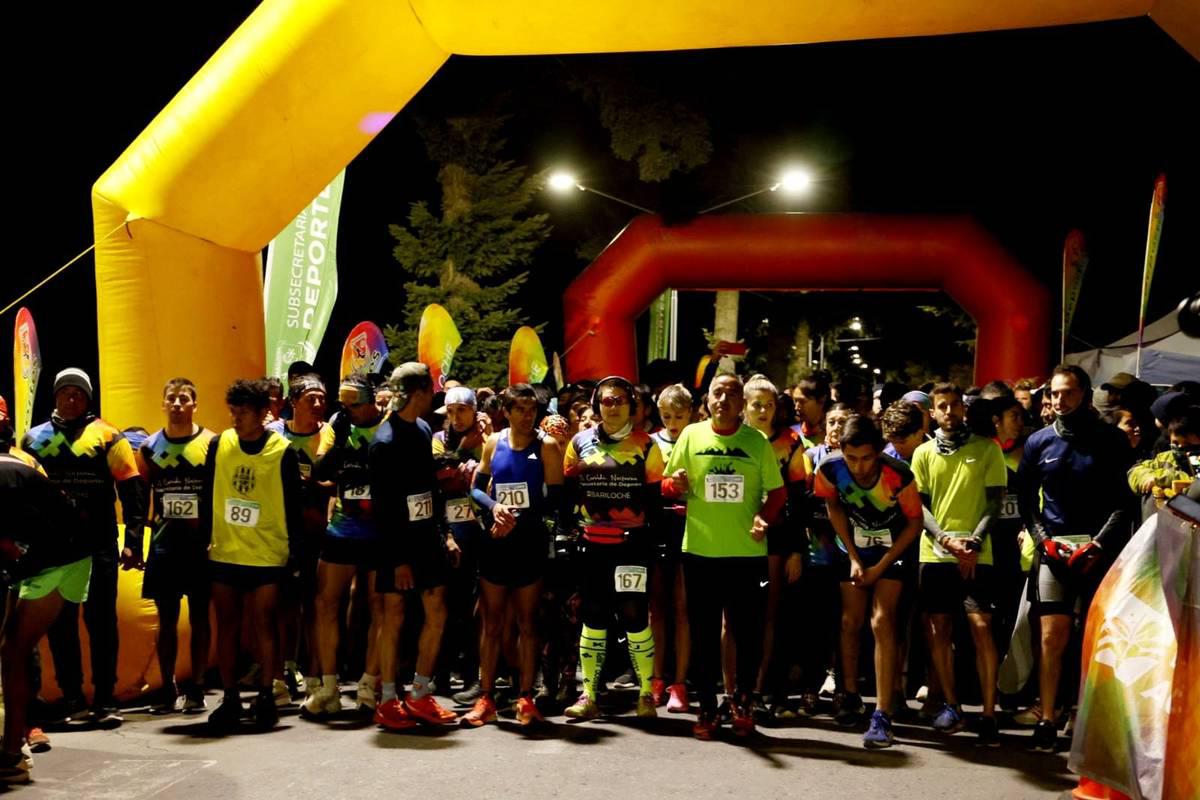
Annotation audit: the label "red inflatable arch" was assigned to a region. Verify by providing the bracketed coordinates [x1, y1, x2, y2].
[563, 214, 1052, 384]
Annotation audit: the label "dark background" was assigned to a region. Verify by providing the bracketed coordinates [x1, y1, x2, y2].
[4, 4, 1197, 421]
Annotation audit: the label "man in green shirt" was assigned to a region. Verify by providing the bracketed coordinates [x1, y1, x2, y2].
[911, 383, 1007, 746]
[664, 373, 785, 740]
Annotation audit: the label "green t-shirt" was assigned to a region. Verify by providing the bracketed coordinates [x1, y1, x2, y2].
[911, 433, 1007, 565]
[665, 421, 784, 558]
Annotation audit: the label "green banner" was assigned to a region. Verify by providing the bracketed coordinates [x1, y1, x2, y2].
[647, 289, 676, 362]
[264, 170, 346, 378]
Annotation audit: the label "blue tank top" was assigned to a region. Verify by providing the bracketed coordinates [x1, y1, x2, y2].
[490, 431, 546, 518]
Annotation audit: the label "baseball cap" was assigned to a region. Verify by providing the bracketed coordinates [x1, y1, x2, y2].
[436, 386, 476, 414]
[900, 390, 932, 411]
[1101, 372, 1137, 391]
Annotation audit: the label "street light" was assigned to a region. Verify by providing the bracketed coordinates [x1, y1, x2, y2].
[546, 169, 656, 214]
[849, 317, 863, 333]
[548, 171, 580, 192]
[698, 165, 815, 214]
[872, 368, 882, 375]
[849, 345, 860, 352]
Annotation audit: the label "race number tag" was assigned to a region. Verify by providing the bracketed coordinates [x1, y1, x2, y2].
[1000, 492, 1020, 520]
[495, 482, 531, 509]
[853, 527, 890, 550]
[162, 493, 199, 520]
[407, 492, 433, 521]
[704, 473, 744, 503]
[224, 498, 261, 527]
[1051, 534, 1093, 548]
[446, 497, 476, 522]
[343, 484, 371, 501]
[933, 530, 973, 559]
[614, 565, 648, 593]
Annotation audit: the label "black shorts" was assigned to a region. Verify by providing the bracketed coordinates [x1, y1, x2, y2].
[209, 561, 286, 592]
[320, 534, 380, 568]
[579, 533, 653, 609]
[838, 548, 910, 584]
[143, 546, 210, 602]
[376, 538, 450, 593]
[655, 514, 686, 562]
[919, 562, 997, 615]
[478, 522, 546, 588]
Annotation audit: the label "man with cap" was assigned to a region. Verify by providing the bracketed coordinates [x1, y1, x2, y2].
[21, 368, 146, 728]
[369, 363, 460, 730]
[1099, 372, 1156, 415]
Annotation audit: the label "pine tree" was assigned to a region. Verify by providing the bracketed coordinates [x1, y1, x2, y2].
[383, 114, 550, 388]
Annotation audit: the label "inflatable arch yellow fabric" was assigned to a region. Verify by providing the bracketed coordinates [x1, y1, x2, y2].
[81, 1, 1195, 701]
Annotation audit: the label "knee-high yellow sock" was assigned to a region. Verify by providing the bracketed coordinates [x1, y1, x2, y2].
[580, 626, 607, 700]
[627, 626, 655, 695]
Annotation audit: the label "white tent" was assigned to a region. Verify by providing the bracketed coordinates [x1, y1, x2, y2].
[1065, 311, 1200, 386]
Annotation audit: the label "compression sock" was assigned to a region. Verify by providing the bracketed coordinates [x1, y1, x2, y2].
[411, 673, 432, 700]
[626, 626, 656, 695]
[579, 626, 608, 700]
[381, 682, 397, 703]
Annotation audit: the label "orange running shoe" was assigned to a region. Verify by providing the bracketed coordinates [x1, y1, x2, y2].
[515, 696, 544, 726]
[461, 695, 497, 727]
[374, 698, 417, 730]
[693, 711, 718, 741]
[404, 693, 457, 725]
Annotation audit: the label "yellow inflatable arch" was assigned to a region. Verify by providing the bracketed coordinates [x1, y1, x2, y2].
[81, 0, 1195, 700]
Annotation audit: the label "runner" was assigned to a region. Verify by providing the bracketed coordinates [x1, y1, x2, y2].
[791, 372, 832, 446]
[1, 419, 89, 784]
[204, 379, 304, 732]
[742, 376, 807, 722]
[21, 368, 146, 728]
[300, 375, 387, 719]
[880, 400, 927, 463]
[460, 384, 564, 727]
[562, 376, 665, 723]
[1017, 365, 1135, 752]
[665, 373, 785, 739]
[987, 394, 1031, 675]
[813, 414, 923, 748]
[128, 378, 217, 714]
[267, 374, 329, 702]
[648, 384, 694, 713]
[431, 387, 488, 708]
[911, 383, 1007, 746]
[369, 363, 460, 731]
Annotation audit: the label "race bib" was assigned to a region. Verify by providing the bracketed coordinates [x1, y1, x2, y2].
[932, 530, 973, 559]
[1000, 492, 1020, 520]
[446, 497, 476, 522]
[853, 526, 890, 550]
[495, 482, 531, 509]
[407, 491, 433, 521]
[614, 565, 647, 593]
[224, 498, 261, 527]
[162, 492, 199, 520]
[1051, 534, 1092, 547]
[704, 473, 744, 503]
[343, 484, 371, 501]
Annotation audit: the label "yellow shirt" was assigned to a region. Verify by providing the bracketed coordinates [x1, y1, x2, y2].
[210, 429, 290, 567]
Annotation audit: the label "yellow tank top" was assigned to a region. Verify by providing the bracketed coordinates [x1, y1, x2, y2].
[210, 429, 289, 567]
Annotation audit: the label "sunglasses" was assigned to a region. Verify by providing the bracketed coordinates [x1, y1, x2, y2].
[598, 396, 629, 408]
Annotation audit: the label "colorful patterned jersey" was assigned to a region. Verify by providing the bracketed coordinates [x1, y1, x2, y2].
[564, 427, 664, 532]
[812, 451, 922, 554]
[317, 413, 384, 541]
[140, 427, 217, 551]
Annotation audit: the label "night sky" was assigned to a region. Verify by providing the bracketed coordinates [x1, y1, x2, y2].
[5, 4, 1197, 419]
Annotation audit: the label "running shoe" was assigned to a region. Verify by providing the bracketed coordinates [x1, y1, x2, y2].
[863, 710, 894, 749]
[932, 704, 965, 734]
[273, 679, 292, 707]
[300, 688, 341, 719]
[1030, 720, 1057, 753]
[917, 696, 943, 723]
[977, 716, 1001, 748]
[404, 694, 457, 725]
[303, 676, 321, 701]
[798, 693, 820, 717]
[771, 701, 799, 721]
[751, 695, 771, 726]
[731, 699, 755, 738]
[374, 698, 417, 731]
[462, 695, 498, 727]
[515, 696, 544, 726]
[254, 692, 278, 729]
[693, 711, 718, 741]
[26, 728, 50, 754]
[716, 697, 733, 724]
[651, 677, 667, 706]
[150, 683, 179, 715]
[48, 693, 89, 724]
[356, 678, 378, 713]
[819, 671, 836, 698]
[453, 681, 484, 707]
[834, 693, 865, 728]
[208, 697, 242, 732]
[636, 693, 657, 719]
[90, 705, 124, 729]
[1013, 702, 1060, 727]
[0, 750, 32, 784]
[611, 669, 638, 690]
[283, 668, 302, 699]
[915, 684, 929, 702]
[564, 694, 600, 721]
[182, 686, 207, 714]
[666, 684, 688, 713]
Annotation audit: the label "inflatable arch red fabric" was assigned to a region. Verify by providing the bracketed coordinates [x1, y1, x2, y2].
[563, 214, 1052, 385]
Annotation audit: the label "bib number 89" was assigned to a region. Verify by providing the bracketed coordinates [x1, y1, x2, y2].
[224, 499, 260, 527]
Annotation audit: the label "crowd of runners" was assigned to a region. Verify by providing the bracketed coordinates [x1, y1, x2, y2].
[2, 358, 1198, 783]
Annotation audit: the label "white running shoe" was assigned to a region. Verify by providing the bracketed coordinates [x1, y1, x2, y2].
[273, 679, 292, 707]
[356, 679, 378, 712]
